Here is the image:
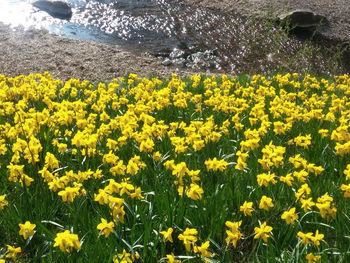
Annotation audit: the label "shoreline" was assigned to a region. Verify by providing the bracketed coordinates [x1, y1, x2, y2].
[1, 0, 350, 82]
[0, 22, 207, 82]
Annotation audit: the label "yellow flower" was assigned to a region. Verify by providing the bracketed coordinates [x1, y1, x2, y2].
[152, 151, 162, 161]
[119, 179, 135, 196]
[204, 157, 228, 172]
[110, 160, 126, 176]
[58, 186, 80, 202]
[44, 152, 60, 170]
[53, 230, 81, 253]
[0, 194, 8, 209]
[235, 153, 248, 171]
[106, 138, 118, 150]
[258, 142, 286, 169]
[280, 173, 294, 186]
[103, 151, 119, 165]
[113, 249, 134, 263]
[295, 184, 311, 202]
[259, 195, 274, 211]
[254, 222, 273, 242]
[139, 137, 155, 153]
[289, 154, 308, 169]
[311, 230, 324, 247]
[130, 187, 144, 200]
[292, 169, 309, 182]
[19, 221, 36, 239]
[97, 218, 115, 238]
[187, 169, 200, 182]
[164, 160, 175, 170]
[178, 228, 198, 251]
[94, 189, 109, 205]
[341, 183, 350, 197]
[126, 159, 140, 175]
[160, 227, 174, 243]
[193, 241, 213, 261]
[225, 221, 242, 248]
[240, 201, 254, 216]
[318, 129, 329, 138]
[172, 162, 188, 181]
[344, 164, 350, 181]
[297, 231, 313, 245]
[315, 193, 336, 219]
[306, 253, 321, 263]
[192, 139, 205, 151]
[307, 164, 324, 176]
[293, 134, 312, 148]
[256, 172, 277, 187]
[166, 253, 181, 263]
[187, 183, 204, 200]
[281, 207, 299, 225]
[5, 245, 21, 260]
[300, 197, 315, 212]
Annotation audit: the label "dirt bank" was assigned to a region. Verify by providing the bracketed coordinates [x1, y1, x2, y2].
[0, 23, 205, 82]
[173, 0, 350, 43]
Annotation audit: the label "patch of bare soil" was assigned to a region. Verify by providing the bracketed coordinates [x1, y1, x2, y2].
[0, 23, 205, 82]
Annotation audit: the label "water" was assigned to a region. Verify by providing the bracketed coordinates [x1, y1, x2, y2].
[0, 0, 193, 54]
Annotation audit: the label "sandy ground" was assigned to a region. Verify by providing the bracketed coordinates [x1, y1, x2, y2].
[1, 0, 349, 81]
[0, 23, 203, 82]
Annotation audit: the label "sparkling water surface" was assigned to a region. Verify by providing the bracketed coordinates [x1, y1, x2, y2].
[0, 0, 189, 52]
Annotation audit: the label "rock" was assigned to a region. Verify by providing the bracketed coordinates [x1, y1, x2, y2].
[173, 58, 186, 68]
[31, 0, 72, 20]
[169, 48, 185, 59]
[278, 9, 328, 29]
[161, 58, 172, 66]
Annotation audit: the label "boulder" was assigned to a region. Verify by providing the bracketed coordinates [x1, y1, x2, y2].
[278, 9, 328, 29]
[31, 0, 72, 20]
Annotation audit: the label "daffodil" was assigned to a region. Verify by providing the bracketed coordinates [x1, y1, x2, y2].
[178, 228, 198, 251]
[259, 195, 274, 211]
[5, 245, 21, 260]
[254, 222, 273, 242]
[193, 241, 213, 261]
[166, 253, 181, 263]
[19, 221, 36, 239]
[306, 253, 321, 263]
[225, 221, 242, 248]
[160, 227, 173, 243]
[113, 249, 134, 263]
[0, 194, 8, 209]
[240, 201, 254, 216]
[58, 186, 80, 202]
[53, 230, 81, 253]
[97, 218, 115, 238]
[281, 207, 299, 225]
[297, 231, 314, 245]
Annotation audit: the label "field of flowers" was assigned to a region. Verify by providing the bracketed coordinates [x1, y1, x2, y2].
[0, 72, 349, 262]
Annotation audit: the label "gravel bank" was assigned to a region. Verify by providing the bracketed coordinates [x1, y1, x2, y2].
[0, 23, 203, 82]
